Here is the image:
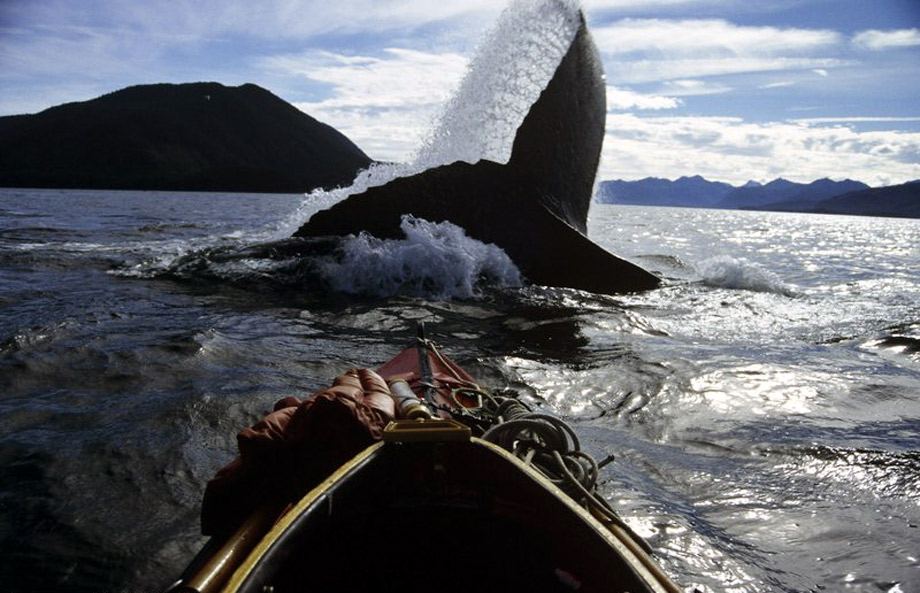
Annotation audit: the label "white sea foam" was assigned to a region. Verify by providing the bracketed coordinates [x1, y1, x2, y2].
[317, 216, 522, 299]
[696, 255, 798, 296]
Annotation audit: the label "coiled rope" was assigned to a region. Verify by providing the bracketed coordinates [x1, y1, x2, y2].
[415, 331, 652, 554]
[479, 396, 652, 554]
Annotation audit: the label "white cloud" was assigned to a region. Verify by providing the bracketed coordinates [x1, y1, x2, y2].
[1, 23, 152, 79]
[609, 57, 850, 84]
[270, 48, 468, 162]
[659, 79, 732, 96]
[293, 101, 434, 163]
[585, 0, 719, 8]
[812, 68, 829, 77]
[263, 48, 467, 108]
[607, 85, 681, 109]
[277, 0, 503, 36]
[853, 28, 920, 51]
[759, 81, 795, 89]
[594, 18, 847, 83]
[790, 116, 920, 125]
[594, 18, 840, 55]
[24, 0, 503, 41]
[599, 113, 920, 186]
[0, 0, 497, 90]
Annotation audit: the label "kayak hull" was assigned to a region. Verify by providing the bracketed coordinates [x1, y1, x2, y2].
[222, 437, 675, 593]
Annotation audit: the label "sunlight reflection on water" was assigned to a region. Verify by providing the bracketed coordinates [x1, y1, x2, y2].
[687, 363, 827, 416]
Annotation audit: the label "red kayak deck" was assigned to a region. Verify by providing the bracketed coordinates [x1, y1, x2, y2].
[376, 338, 483, 417]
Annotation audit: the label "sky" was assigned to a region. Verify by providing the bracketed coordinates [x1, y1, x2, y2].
[2, 0, 919, 186]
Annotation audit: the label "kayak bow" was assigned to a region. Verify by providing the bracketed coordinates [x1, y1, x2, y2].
[168, 324, 680, 593]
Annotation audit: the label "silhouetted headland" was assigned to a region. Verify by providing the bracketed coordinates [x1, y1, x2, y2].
[0, 82, 371, 193]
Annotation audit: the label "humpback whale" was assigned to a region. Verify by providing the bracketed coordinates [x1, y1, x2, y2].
[294, 9, 660, 295]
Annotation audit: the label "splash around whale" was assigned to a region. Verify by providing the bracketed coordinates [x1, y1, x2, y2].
[293, 2, 659, 295]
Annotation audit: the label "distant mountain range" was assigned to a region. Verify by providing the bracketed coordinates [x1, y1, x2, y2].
[0, 82, 371, 193]
[597, 176, 920, 219]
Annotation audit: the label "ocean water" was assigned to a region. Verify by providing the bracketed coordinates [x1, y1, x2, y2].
[1, 187, 918, 592]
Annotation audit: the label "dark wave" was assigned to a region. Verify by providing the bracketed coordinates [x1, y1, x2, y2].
[137, 222, 208, 233]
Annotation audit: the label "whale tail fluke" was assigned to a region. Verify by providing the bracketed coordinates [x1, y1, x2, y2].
[294, 10, 660, 295]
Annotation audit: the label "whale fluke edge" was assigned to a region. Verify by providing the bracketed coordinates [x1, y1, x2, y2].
[294, 13, 661, 295]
